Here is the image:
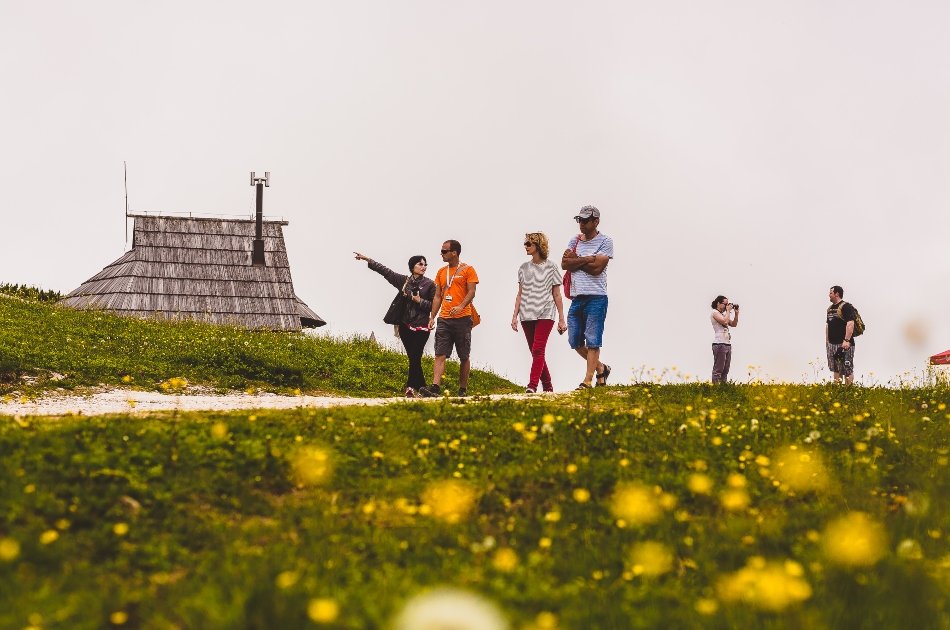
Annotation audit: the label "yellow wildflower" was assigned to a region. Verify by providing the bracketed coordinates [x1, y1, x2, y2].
[610, 482, 662, 526]
[289, 445, 333, 486]
[492, 547, 519, 572]
[275, 571, 299, 589]
[717, 557, 812, 611]
[695, 598, 718, 615]
[773, 447, 831, 493]
[307, 598, 340, 624]
[535, 611, 558, 629]
[421, 480, 477, 524]
[720, 488, 750, 511]
[0, 538, 20, 561]
[630, 541, 674, 577]
[210, 422, 229, 440]
[688, 473, 714, 495]
[822, 512, 887, 567]
[726, 473, 747, 488]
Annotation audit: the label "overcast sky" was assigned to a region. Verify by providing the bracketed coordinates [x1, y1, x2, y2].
[3, 1, 949, 388]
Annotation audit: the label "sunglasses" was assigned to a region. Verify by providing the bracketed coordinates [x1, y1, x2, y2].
[576, 216, 595, 224]
[440, 249, 452, 254]
[523, 241, 534, 247]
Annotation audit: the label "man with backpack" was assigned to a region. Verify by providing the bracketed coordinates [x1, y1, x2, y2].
[826, 285, 864, 385]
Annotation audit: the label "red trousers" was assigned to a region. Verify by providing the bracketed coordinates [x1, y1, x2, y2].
[521, 319, 555, 391]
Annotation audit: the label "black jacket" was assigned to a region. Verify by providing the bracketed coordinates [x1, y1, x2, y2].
[368, 260, 436, 328]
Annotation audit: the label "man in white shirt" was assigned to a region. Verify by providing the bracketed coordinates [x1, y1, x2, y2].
[561, 205, 614, 390]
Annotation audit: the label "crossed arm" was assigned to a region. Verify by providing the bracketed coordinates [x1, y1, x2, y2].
[561, 250, 610, 275]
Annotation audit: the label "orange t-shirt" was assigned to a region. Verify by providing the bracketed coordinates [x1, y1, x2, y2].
[435, 263, 479, 318]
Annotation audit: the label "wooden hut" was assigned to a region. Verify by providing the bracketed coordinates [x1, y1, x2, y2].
[61, 213, 324, 331]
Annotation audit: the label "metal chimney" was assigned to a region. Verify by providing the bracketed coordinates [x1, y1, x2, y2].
[249, 171, 270, 266]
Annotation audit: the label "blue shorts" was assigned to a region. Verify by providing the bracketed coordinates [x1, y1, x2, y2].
[567, 295, 608, 349]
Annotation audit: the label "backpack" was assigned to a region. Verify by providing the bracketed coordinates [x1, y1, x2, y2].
[836, 302, 866, 337]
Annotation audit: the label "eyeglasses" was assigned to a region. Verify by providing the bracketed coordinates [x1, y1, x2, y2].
[576, 216, 595, 224]
[416, 261, 427, 266]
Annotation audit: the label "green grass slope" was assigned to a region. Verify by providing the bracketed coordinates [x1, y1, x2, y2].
[0, 385, 947, 628]
[0, 293, 518, 397]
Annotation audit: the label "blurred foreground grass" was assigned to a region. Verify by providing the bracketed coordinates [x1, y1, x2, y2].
[1, 384, 948, 628]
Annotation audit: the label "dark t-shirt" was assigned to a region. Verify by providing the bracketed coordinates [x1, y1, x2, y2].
[826, 301, 857, 345]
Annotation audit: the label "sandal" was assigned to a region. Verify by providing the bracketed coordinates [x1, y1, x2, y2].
[595, 364, 612, 387]
[575, 382, 592, 391]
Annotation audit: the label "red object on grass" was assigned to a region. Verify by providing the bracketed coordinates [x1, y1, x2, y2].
[931, 349, 950, 365]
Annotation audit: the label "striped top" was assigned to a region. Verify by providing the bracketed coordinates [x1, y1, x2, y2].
[517, 259, 562, 321]
[567, 233, 614, 296]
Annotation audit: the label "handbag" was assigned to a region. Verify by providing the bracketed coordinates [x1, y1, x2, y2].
[383, 278, 411, 325]
[562, 235, 581, 300]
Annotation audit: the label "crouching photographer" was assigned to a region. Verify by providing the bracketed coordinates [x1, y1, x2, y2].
[710, 295, 740, 384]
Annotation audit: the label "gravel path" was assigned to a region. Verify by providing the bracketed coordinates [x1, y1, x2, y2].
[0, 389, 539, 417]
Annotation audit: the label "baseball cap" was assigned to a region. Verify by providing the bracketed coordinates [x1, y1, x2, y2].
[573, 205, 600, 220]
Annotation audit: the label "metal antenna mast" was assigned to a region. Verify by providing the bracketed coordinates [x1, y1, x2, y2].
[124, 161, 129, 245]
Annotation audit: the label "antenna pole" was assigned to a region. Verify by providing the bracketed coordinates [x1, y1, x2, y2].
[124, 161, 129, 245]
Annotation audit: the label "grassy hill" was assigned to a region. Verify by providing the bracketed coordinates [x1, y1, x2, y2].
[0, 385, 947, 628]
[0, 292, 518, 397]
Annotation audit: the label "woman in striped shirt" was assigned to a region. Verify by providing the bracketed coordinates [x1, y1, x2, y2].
[511, 232, 568, 393]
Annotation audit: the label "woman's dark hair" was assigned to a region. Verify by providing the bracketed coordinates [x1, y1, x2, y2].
[831, 285, 844, 298]
[711, 295, 727, 309]
[408, 255, 427, 271]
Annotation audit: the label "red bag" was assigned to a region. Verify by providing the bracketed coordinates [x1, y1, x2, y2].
[562, 235, 581, 300]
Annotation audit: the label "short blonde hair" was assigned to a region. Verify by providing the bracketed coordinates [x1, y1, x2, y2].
[524, 232, 549, 260]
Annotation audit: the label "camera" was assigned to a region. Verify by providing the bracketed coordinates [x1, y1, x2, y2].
[833, 347, 845, 360]
[731, 303, 739, 310]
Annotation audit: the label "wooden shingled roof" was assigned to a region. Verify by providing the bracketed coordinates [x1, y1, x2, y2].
[61, 214, 325, 331]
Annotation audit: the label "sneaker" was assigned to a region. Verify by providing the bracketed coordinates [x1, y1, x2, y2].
[419, 384, 442, 398]
[525, 386, 537, 394]
[456, 388, 468, 397]
[404, 387, 417, 398]
[595, 364, 612, 387]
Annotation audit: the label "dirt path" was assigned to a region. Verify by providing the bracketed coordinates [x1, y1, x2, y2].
[0, 389, 541, 417]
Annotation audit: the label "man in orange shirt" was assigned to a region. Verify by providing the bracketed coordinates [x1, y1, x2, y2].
[420, 239, 479, 397]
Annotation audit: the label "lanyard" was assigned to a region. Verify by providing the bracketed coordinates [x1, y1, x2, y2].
[445, 263, 465, 290]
